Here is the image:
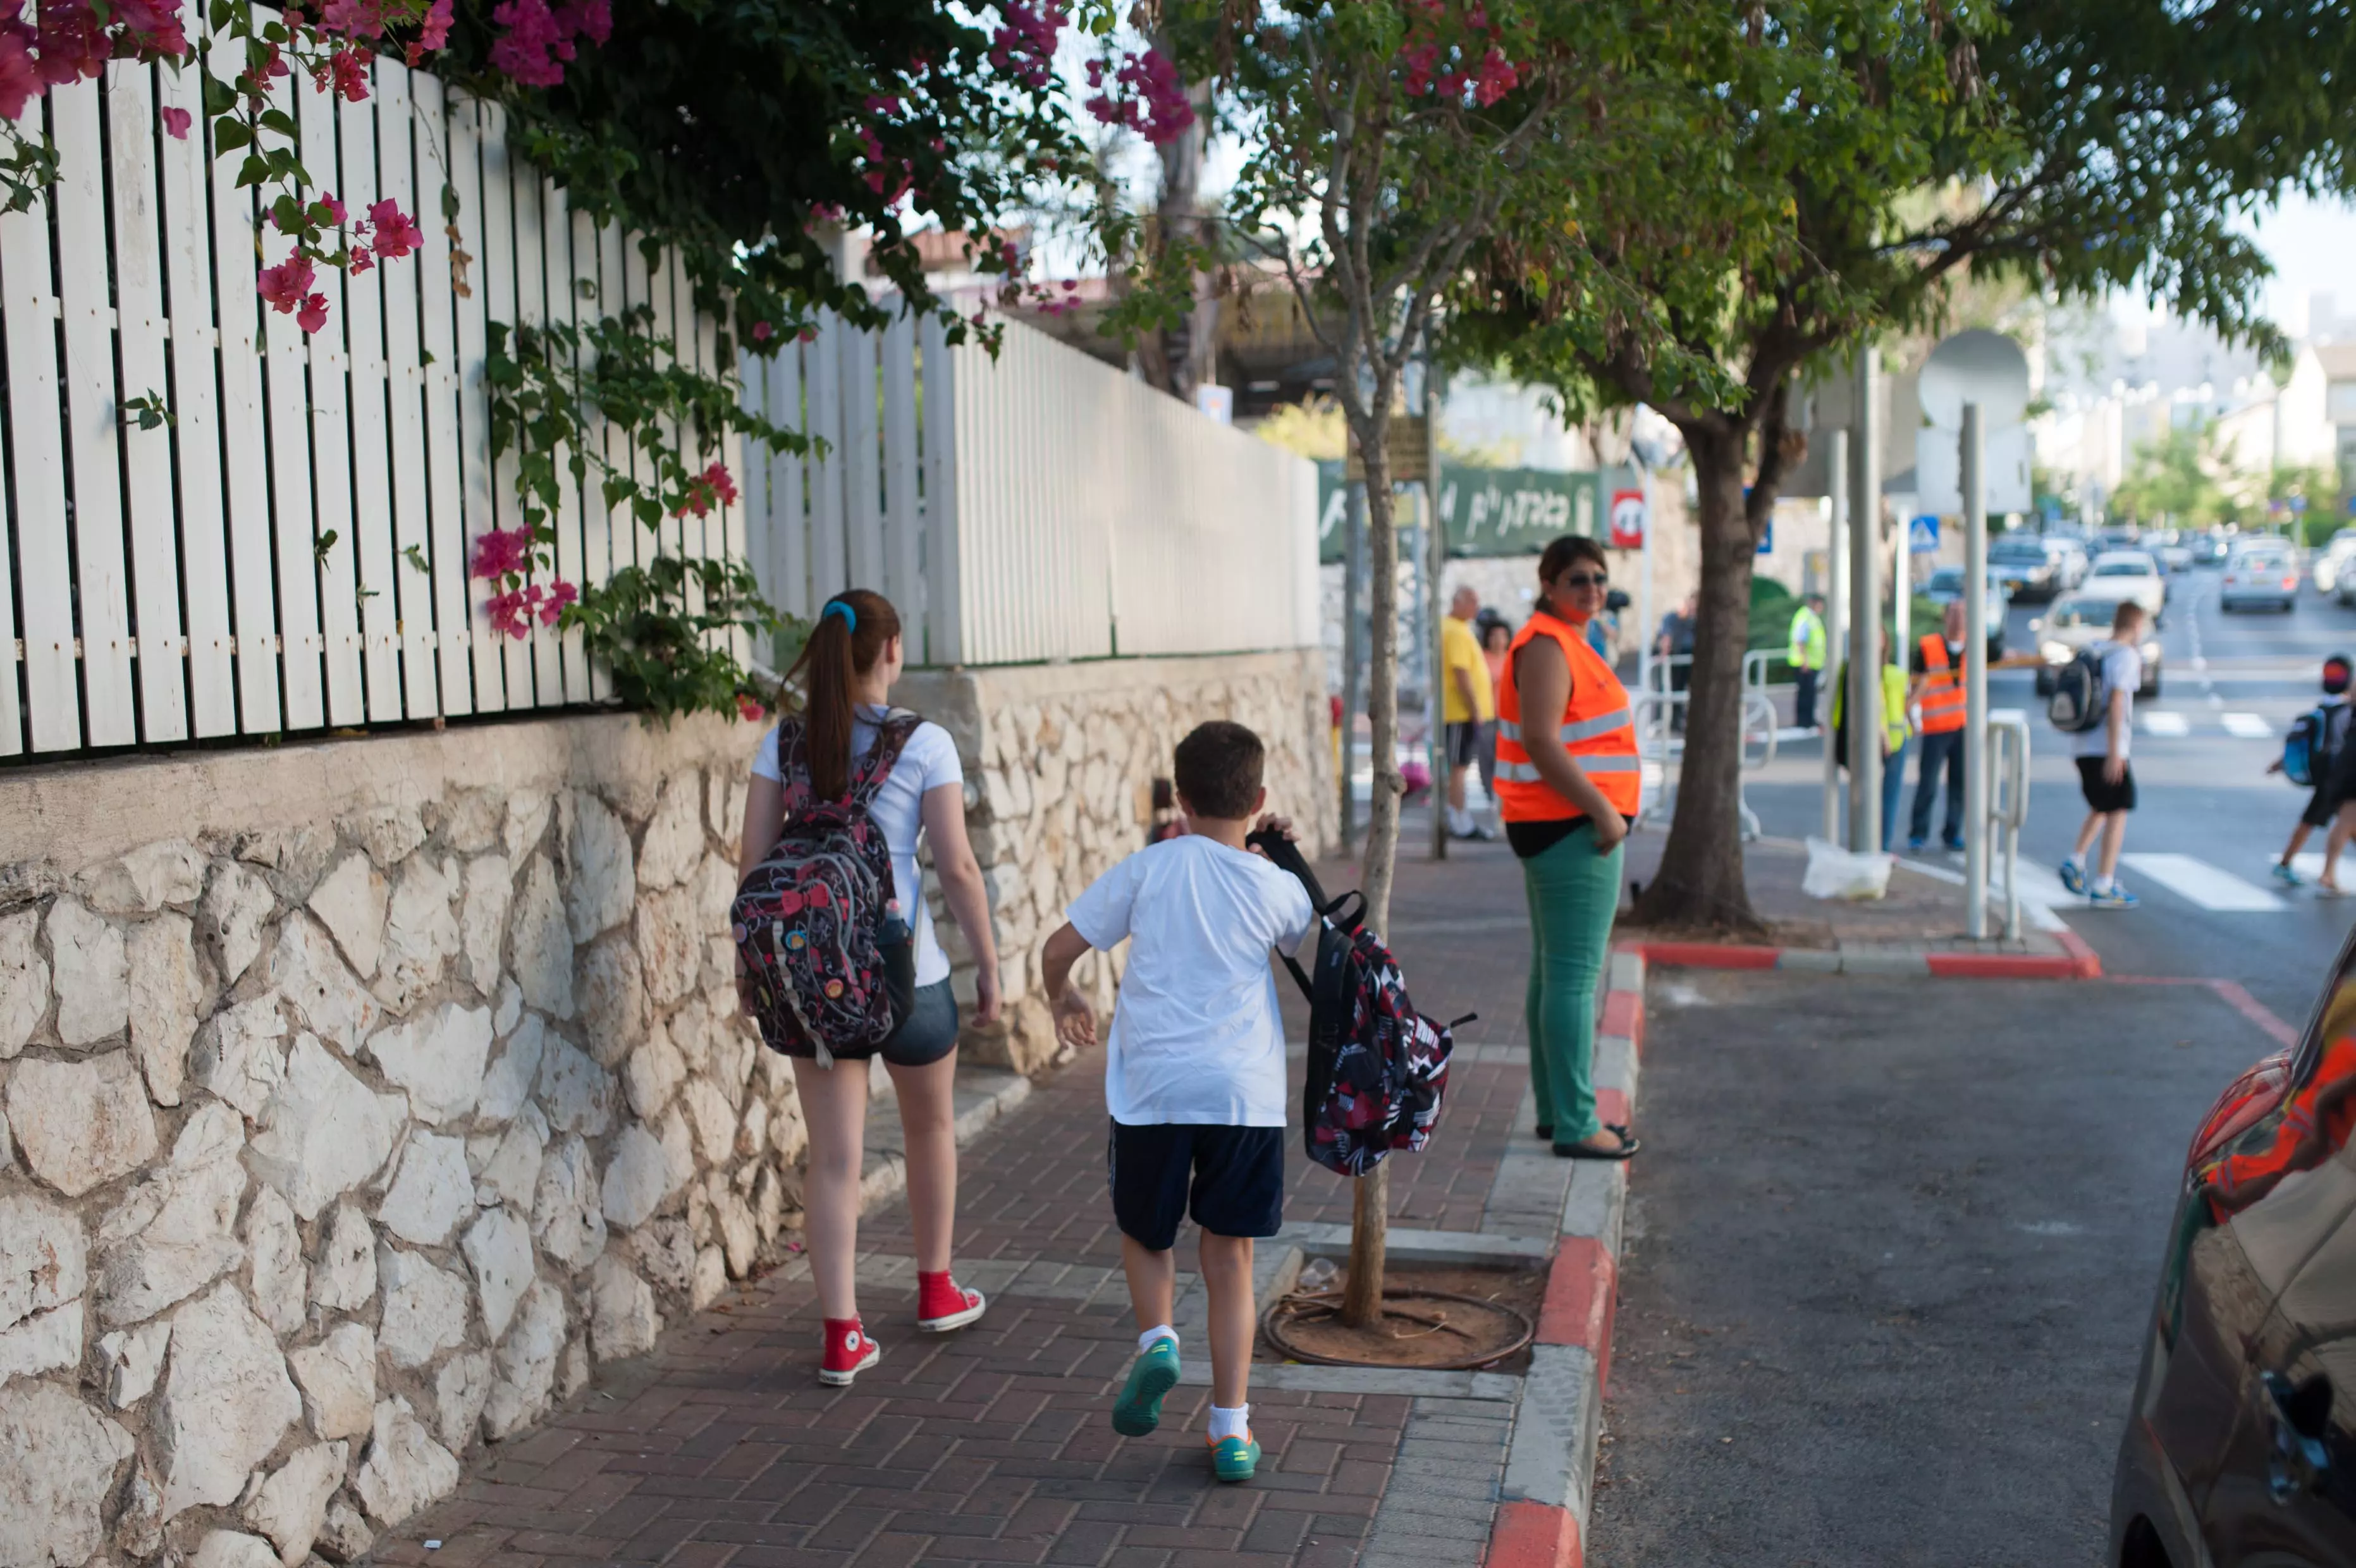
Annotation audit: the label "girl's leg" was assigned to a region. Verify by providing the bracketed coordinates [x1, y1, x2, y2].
[793, 1056, 872, 1320]
[883, 1049, 959, 1275]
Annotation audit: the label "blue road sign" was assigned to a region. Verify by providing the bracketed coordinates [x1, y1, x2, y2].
[1756, 520, 1773, 555]
[1908, 515, 1941, 554]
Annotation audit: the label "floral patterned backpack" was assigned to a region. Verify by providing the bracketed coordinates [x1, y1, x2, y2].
[731, 709, 921, 1065]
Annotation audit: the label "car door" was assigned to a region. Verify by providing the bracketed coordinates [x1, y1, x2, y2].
[2195, 939, 2356, 1565]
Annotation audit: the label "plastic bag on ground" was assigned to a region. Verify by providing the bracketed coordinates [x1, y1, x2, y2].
[1802, 835, 1893, 902]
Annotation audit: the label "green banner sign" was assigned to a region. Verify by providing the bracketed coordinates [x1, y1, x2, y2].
[1317, 461, 1602, 562]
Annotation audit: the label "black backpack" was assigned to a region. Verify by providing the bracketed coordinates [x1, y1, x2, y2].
[1247, 829, 1468, 1177]
[2049, 646, 2109, 733]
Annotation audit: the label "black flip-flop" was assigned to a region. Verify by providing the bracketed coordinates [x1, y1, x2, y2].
[1553, 1134, 1641, 1161]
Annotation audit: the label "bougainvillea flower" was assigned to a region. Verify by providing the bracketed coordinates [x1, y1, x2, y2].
[751, 320, 774, 341]
[0, 25, 42, 120]
[296, 292, 328, 333]
[159, 104, 191, 138]
[329, 46, 369, 101]
[367, 198, 420, 258]
[737, 693, 766, 723]
[469, 525, 531, 582]
[257, 255, 317, 314]
[484, 588, 530, 640]
[536, 579, 578, 625]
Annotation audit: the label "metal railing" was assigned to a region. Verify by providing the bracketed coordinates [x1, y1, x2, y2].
[1633, 681, 1781, 840]
[1985, 711, 2032, 940]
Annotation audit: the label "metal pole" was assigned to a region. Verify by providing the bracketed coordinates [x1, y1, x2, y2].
[1427, 481, 1449, 861]
[1342, 479, 1366, 847]
[1638, 461, 1657, 708]
[1848, 350, 1882, 854]
[1823, 428, 1849, 844]
[1963, 403, 1989, 939]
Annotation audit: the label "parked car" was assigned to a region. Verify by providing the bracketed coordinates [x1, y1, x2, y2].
[2095, 527, 2143, 554]
[2222, 544, 2300, 613]
[2109, 927, 2356, 1568]
[2190, 532, 2231, 567]
[2077, 551, 2170, 624]
[2159, 541, 2196, 573]
[2031, 595, 2161, 698]
[1922, 565, 2010, 662]
[2319, 529, 2356, 598]
[1992, 534, 2063, 601]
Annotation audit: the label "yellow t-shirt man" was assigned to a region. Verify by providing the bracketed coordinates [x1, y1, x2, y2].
[1441, 615, 1495, 724]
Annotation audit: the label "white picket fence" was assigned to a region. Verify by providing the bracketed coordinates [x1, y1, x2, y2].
[738, 312, 1320, 668]
[0, 45, 739, 758]
[0, 45, 1315, 762]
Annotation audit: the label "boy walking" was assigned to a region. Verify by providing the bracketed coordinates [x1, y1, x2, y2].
[1040, 721, 1314, 1483]
[2060, 601, 2147, 907]
[2269, 653, 2353, 888]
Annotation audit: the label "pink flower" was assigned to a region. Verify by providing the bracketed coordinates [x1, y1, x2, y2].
[484, 588, 529, 640]
[416, 0, 450, 50]
[314, 192, 348, 226]
[1473, 46, 1519, 107]
[36, 0, 110, 85]
[329, 46, 369, 101]
[751, 321, 773, 341]
[469, 526, 531, 582]
[348, 245, 374, 273]
[537, 579, 578, 625]
[159, 104, 190, 137]
[321, 0, 384, 37]
[798, 326, 816, 343]
[296, 292, 328, 334]
[988, 0, 1062, 90]
[256, 255, 317, 314]
[367, 198, 420, 258]
[0, 23, 42, 121]
[1082, 46, 1193, 145]
[737, 694, 766, 723]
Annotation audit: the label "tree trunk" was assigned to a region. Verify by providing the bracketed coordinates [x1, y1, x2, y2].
[1342, 421, 1401, 1332]
[1136, 58, 1220, 401]
[1631, 424, 1765, 934]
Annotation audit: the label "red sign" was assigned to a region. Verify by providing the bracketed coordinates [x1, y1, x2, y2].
[1609, 488, 1647, 549]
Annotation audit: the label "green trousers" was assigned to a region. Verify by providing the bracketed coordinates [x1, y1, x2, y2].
[1519, 825, 1624, 1142]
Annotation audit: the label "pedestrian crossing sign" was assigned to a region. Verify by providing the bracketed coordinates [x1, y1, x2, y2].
[1908, 515, 1940, 554]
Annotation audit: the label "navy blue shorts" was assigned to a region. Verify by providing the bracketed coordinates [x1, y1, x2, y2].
[1107, 1122, 1285, 1252]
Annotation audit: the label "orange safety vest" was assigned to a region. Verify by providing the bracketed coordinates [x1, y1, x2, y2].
[1917, 634, 1965, 735]
[1495, 609, 1642, 822]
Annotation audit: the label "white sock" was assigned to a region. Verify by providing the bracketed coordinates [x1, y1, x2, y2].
[1138, 1326, 1177, 1355]
[1209, 1403, 1251, 1442]
[2093, 875, 2114, 893]
[2063, 853, 2082, 871]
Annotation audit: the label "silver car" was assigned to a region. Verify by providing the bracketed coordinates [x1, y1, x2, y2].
[2032, 594, 2163, 698]
[2222, 545, 2300, 613]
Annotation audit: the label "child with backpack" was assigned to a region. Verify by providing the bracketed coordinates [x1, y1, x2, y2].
[733, 589, 1001, 1387]
[1038, 721, 1315, 1483]
[2274, 654, 2356, 892]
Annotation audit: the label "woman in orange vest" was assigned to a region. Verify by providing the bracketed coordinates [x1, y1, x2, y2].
[1495, 536, 1642, 1160]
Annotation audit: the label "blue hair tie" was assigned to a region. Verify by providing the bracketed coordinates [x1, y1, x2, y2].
[823, 599, 857, 633]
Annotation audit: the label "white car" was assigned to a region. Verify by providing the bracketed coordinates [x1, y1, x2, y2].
[2321, 529, 2356, 598]
[2223, 545, 2300, 613]
[2073, 550, 2169, 624]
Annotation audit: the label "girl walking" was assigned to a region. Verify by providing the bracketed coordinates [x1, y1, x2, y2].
[737, 589, 1002, 1384]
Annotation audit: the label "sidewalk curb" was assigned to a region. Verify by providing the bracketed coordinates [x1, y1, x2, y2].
[1621, 929, 2102, 980]
[1487, 951, 1647, 1567]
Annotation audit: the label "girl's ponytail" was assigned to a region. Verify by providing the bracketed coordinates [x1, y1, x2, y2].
[783, 589, 901, 799]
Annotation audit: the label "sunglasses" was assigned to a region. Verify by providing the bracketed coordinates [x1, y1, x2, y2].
[1555, 572, 1609, 589]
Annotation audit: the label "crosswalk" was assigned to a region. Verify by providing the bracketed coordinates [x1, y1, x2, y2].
[1908, 848, 2322, 916]
[2136, 709, 2279, 740]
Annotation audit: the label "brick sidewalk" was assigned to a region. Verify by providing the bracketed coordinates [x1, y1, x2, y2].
[374, 837, 1556, 1568]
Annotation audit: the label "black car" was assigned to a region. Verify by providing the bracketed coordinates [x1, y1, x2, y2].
[2111, 935, 2356, 1567]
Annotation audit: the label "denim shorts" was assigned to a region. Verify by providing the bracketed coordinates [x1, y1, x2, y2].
[770, 977, 960, 1066]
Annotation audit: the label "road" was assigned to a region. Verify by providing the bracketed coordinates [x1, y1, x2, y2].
[1742, 560, 2356, 1026]
[1585, 974, 2281, 1566]
[1585, 565, 2353, 1565]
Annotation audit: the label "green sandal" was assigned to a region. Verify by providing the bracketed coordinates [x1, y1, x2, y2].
[1112, 1338, 1181, 1436]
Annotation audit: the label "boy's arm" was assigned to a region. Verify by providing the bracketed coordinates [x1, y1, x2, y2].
[1040, 922, 1098, 1049]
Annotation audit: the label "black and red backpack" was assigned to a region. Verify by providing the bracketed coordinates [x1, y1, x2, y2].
[1247, 829, 1466, 1177]
[731, 709, 921, 1066]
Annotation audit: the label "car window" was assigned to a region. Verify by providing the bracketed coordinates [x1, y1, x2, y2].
[2049, 603, 2099, 628]
[2094, 561, 2152, 577]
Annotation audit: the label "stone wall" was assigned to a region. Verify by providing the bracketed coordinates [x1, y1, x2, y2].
[0, 711, 797, 1568]
[0, 646, 1332, 1567]
[898, 647, 1336, 1075]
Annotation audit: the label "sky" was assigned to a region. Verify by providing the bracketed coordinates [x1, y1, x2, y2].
[2242, 192, 2356, 334]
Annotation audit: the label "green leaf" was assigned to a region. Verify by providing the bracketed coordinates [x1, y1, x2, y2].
[312, 530, 339, 563]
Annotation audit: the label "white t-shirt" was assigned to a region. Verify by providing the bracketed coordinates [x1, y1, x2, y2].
[2073, 640, 2144, 759]
[1065, 834, 1316, 1128]
[751, 706, 964, 986]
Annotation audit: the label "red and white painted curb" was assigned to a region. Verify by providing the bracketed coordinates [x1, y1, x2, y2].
[1626, 928, 2102, 980]
[1486, 948, 1645, 1568]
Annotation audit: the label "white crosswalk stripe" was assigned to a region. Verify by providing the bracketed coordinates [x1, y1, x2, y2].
[2118, 853, 2288, 912]
[2221, 712, 2274, 738]
[2141, 711, 2191, 737]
